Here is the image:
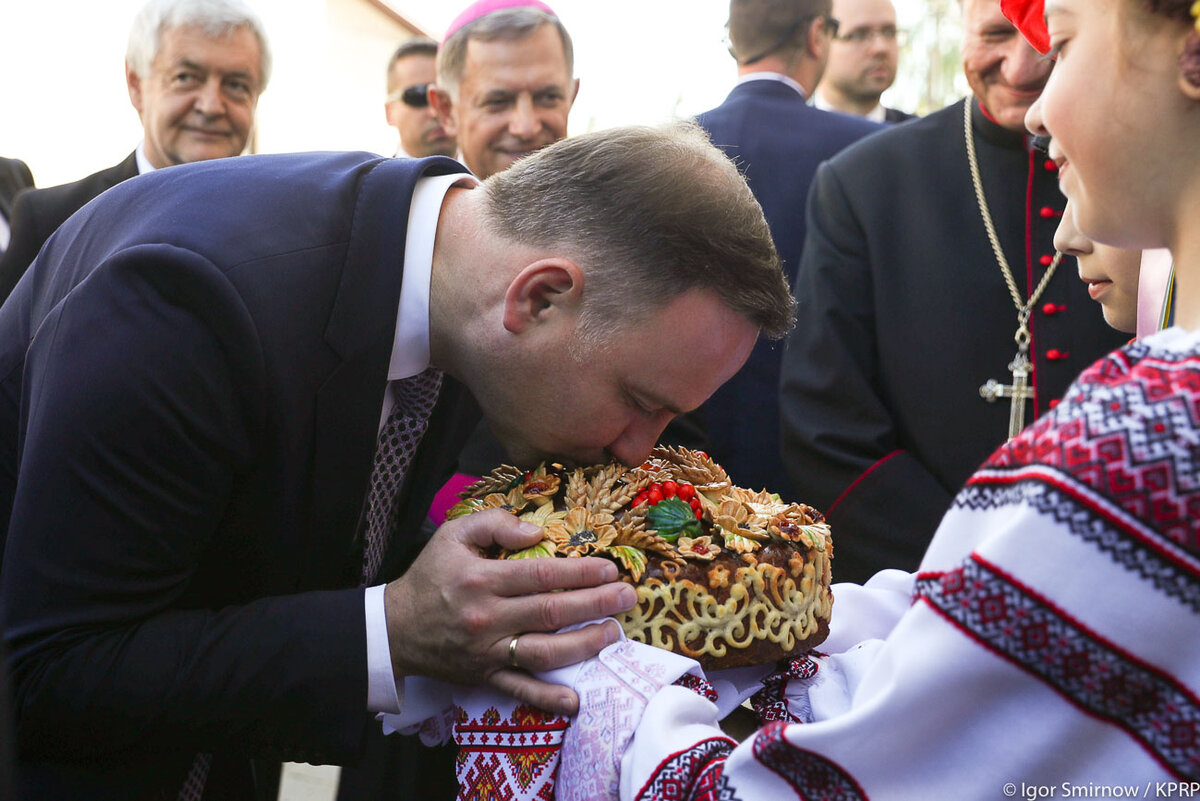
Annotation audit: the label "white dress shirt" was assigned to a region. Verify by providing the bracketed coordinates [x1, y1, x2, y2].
[365, 169, 479, 713]
[812, 90, 887, 122]
[736, 70, 807, 99]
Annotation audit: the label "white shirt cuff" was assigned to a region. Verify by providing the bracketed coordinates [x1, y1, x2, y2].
[365, 583, 404, 713]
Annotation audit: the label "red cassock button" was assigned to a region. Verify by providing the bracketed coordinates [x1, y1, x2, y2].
[1049, 399, 1060, 409]
[1046, 349, 1069, 360]
[1042, 302, 1060, 315]
[1040, 254, 1054, 266]
[1044, 159, 1058, 172]
[1040, 206, 1060, 218]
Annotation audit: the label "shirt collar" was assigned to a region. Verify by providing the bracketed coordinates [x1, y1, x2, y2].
[134, 141, 156, 175]
[736, 71, 807, 100]
[388, 170, 479, 380]
[811, 91, 887, 122]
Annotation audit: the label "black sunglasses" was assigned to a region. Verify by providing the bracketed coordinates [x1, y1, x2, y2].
[387, 83, 432, 108]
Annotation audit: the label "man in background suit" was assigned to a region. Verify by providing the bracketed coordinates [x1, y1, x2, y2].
[0, 122, 792, 800]
[0, 158, 34, 259]
[691, 0, 881, 500]
[812, 0, 917, 122]
[0, 0, 269, 303]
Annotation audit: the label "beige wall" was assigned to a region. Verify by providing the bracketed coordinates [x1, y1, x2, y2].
[259, 0, 427, 158]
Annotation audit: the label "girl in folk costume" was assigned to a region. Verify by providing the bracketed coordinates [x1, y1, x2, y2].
[419, 0, 1200, 797]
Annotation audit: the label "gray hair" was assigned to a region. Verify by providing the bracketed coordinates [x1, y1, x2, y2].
[437, 7, 573, 99]
[481, 122, 794, 342]
[126, 0, 272, 91]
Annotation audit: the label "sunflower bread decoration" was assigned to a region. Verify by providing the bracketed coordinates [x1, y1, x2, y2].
[448, 446, 833, 671]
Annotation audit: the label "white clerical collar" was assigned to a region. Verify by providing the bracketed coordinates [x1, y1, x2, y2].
[736, 71, 807, 100]
[812, 91, 886, 122]
[134, 141, 157, 175]
[388, 170, 479, 380]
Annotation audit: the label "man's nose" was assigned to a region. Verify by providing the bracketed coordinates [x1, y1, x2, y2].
[608, 412, 674, 468]
[193, 79, 226, 116]
[507, 95, 540, 139]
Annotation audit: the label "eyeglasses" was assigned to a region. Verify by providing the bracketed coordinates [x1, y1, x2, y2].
[834, 25, 901, 45]
[386, 83, 432, 108]
[738, 15, 840, 65]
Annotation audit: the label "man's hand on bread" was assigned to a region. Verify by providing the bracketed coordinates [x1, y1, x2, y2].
[384, 509, 635, 716]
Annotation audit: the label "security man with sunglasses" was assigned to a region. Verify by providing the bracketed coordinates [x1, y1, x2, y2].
[384, 37, 457, 160]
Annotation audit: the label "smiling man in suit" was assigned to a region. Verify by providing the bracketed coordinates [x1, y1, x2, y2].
[0, 122, 792, 800]
[0, 0, 269, 303]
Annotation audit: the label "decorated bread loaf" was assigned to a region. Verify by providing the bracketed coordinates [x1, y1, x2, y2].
[449, 446, 833, 671]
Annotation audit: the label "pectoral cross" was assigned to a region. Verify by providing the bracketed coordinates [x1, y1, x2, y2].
[979, 351, 1034, 439]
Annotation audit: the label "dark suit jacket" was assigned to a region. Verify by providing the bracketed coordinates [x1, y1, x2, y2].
[780, 98, 1128, 583]
[883, 106, 917, 123]
[0, 152, 139, 304]
[693, 79, 883, 499]
[0, 158, 34, 223]
[0, 152, 480, 800]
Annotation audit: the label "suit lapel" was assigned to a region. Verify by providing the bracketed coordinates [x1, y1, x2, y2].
[307, 156, 472, 587]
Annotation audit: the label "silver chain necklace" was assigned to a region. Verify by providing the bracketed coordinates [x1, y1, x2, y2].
[966, 99, 1064, 439]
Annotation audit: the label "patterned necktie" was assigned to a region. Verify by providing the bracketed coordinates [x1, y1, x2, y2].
[362, 366, 444, 584]
[178, 752, 211, 801]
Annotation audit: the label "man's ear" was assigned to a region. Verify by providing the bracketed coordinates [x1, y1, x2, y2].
[126, 61, 145, 114]
[429, 86, 458, 135]
[501, 259, 584, 334]
[807, 17, 830, 60]
[1179, 31, 1200, 99]
[568, 77, 581, 108]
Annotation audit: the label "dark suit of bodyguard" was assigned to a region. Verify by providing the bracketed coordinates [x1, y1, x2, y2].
[780, 97, 1128, 583]
[0, 153, 479, 799]
[695, 77, 881, 499]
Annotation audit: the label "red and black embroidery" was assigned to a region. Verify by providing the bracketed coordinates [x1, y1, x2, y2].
[751, 656, 820, 724]
[751, 721, 867, 800]
[454, 704, 567, 800]
[985, 345, 1200, 558]
[635, 737, 737, 801]
[674, 672, 720, 703]
[955, 477, 1200, 614]
[918, 556, 1200, 779]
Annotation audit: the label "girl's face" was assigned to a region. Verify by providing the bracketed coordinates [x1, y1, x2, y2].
[1054, 201, 1142, 334]
[1026, 0, 1189, 252]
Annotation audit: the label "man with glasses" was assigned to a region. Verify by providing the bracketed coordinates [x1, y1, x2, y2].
[385, 37, 457, 160]
[685, 0, 881, 503]
[813, 0, 916, 121]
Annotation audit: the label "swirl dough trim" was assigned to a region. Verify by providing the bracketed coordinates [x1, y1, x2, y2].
[617, 549, 833, 661]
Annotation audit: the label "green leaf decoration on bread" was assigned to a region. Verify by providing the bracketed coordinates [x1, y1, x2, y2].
[646, 497, 703, 542]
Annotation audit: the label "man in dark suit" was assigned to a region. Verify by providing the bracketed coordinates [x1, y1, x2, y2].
[0, 157, 34, 260]
[691, 0, 881, 500]
[0, 0, 270, 304]
[812, 0, 917, 122]
[0, 123, 793, 800]
[780, 0, 1128, 583]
